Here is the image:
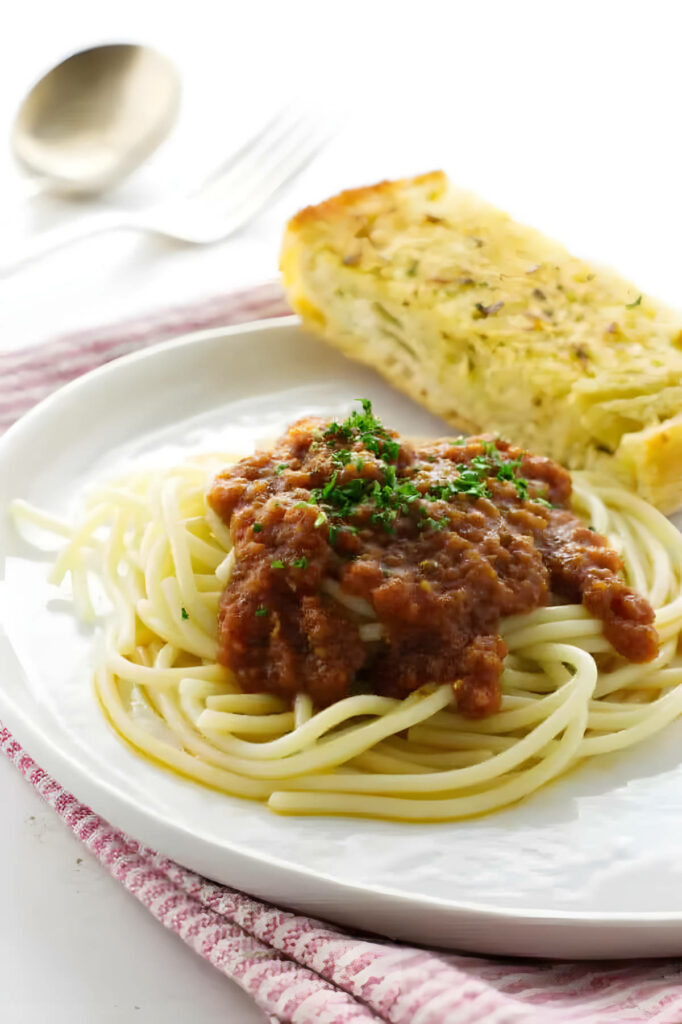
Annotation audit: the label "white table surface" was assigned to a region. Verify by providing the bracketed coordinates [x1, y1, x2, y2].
[2, 1, 682, 1020]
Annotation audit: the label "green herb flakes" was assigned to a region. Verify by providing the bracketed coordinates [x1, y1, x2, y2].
[331, 449, 352, 468]
[302, 401, 542, 547]
[181, 607, 189, 620]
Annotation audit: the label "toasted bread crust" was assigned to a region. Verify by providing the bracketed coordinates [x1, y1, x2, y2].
[281, 173, 682, 512]
[290, 171, 447, 228]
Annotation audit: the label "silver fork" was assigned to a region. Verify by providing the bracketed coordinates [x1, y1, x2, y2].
[0, 109, 329, 276]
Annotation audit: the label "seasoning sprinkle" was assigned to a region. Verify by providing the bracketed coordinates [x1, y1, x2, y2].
[305, 400, 550, 541]
[473, 300, 504, 319]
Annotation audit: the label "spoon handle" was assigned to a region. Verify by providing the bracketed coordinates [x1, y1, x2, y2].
[0, 211, 140, 277]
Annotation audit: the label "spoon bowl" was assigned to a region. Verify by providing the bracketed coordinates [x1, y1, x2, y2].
[12, 44, 181, 196]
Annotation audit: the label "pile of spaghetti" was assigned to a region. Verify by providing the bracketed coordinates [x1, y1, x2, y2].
[12, 429, 682, 822]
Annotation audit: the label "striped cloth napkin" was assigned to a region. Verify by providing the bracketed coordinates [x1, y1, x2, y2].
[2, 282, 682, 1024]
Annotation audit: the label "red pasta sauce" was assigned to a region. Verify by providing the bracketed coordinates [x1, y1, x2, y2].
[207, 403, 657, 717]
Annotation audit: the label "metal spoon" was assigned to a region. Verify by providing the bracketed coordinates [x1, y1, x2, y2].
[12, 44, 181, 198]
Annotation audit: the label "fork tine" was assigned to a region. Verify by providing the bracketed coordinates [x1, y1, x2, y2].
[207, 124, 331, 238]
[198, 111, 315, 203]
[204, 116, 325, 207]
[195, 105, 298, 191]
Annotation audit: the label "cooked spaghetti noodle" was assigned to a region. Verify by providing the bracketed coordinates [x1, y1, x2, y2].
[11, 452, 682, 821]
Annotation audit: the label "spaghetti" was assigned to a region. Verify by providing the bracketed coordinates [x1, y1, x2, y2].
[11, 451, 682, 822]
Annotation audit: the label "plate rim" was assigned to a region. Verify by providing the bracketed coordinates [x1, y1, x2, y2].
[2, 314, 682, 945]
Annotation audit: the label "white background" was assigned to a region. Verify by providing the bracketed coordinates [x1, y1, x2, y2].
[1, 1, 681, 1020]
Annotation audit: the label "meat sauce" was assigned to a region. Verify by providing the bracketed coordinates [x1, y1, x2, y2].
[207, 403, 657, 716]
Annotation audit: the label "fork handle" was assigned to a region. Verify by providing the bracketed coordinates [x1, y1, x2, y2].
[0, 210, 143, 278]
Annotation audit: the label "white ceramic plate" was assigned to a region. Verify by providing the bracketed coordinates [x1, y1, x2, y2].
[3, 316, 682, 960]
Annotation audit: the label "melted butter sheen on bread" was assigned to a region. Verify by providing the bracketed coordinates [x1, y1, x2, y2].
[280, 171, 682, 512]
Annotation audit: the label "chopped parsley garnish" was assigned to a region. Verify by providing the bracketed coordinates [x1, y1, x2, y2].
[513, 476, 529, 500]
[323, 399, 400, 460]
[626, 295, 642, 309]
[270, 559, 285, 569]
[494, 459, 520, 481]
[255, 606, 269, 616]
[331, 449, 352, 467]
[427, 467, 491, 501]
[304, 401, 548, 541]
[181, 607, 189, 620]
[418, 515, 449, 531]
[292, 556, 308, 568]
[275, 463, 289, 474]
[253, 522, 263, 532]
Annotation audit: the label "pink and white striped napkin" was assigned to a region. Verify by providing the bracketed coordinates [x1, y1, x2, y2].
[2, 283, 682, 1024]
